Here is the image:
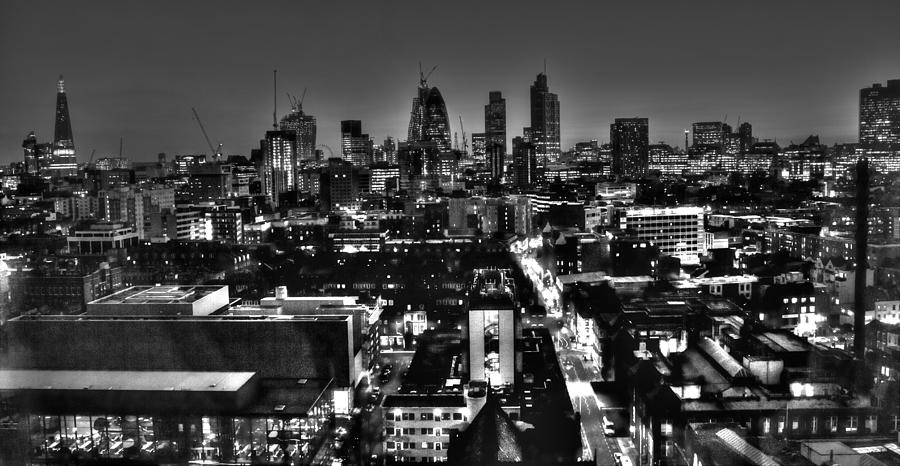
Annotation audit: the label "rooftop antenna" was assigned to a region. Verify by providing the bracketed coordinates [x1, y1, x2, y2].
[272, 69, 278, 129]
[543, 58, 547, 75]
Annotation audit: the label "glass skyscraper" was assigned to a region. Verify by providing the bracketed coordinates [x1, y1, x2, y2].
[485, 91, 507, 156]
[529, 73, 560, 163]
[50, 76, 77, 178]
[408, 74, 452, 152]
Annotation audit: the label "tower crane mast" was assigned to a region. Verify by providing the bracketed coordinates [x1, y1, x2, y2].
[191, 107, 222, 160]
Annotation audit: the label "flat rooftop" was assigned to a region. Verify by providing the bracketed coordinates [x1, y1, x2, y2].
[756, 332, 810, 353]
[0, 370, 255, 393]
[9, 313, 353, 324]
[89, 285, 226, 305]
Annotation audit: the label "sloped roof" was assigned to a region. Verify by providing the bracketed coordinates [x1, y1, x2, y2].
[451, 394, 526, 464]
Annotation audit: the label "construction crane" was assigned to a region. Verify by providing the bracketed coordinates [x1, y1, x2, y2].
[191, 107, 222, 160]
[458, 115, 468, 156]
[286, 88, 308, 113]
[419, 62, 437, 88]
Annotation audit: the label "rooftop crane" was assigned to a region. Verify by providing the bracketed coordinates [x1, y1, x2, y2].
[419, 62, 437, 88]
[191, 107, 222, 160]
[286, 88, 308, 113]
[458, 115, 468, 156]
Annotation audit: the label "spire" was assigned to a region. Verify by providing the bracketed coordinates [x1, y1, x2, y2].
[57, 75, 65, 93]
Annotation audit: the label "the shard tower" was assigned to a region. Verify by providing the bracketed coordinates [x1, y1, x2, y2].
[50, 75, 77, 177]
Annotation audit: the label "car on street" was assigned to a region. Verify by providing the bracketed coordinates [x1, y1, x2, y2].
[614, 452, 633, 466]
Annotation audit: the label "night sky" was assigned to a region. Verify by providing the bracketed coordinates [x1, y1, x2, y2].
[2, 0, 899, 164]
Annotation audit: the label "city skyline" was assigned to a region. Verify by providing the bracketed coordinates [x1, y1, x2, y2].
[2, 0, 900, 164]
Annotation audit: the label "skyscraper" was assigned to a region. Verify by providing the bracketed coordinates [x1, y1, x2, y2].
[422, 88, 452, 151]
[512, 137, 538, 188]
[50, 75, 77, 177]
[610, 118, 649, 178]
[738, 122, 754, 154]
[484, 91, 507, 156]
[859, 79, 900, 147]
[22, 131, 51, 176]
[408, 71, 452, 151]
[488, 143, 504, 182]
[529, 73, 560, 163]
[261, 130, 298, 206]
[279, 98, 316, 161]
[341, 120, 373, 167]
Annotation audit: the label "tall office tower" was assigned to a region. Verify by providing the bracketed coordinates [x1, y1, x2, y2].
[738, 122, 754, 154]
[262, 130, 298, 206]
[422, 88, 452, 151]
[610, 118, 649, 178]
[22, 132, 37, 174]
[512, 137, 538, 188]
[341, 120, 373, 167]
[488, 143, 505, 181]
[471, 132, 487, 163]
[408, 75, 429, 143]
[467, 269, 517, 387]
[279, 99, 316, 160]
[485, 91, 507, 156]
[529, 73, 561, 163]
[50, 76, 77, 177]
[407, 71, 452, 151]
[859, 80, 900, 147]
[22, 132, 51, 176]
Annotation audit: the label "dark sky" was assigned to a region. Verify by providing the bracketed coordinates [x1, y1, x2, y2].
[2, 0, 899, 164]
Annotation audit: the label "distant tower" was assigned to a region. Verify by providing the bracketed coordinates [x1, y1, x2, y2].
[485, 91, 507, 156]
[610, 118, 649, 178]
[488, 143, 505, 182]
[407, 67, 452, 151]
[529, 73, 560, 163]
[422, 88, 452, 151]
[859, 80, 900, 147]
[738, 122, 754, 154]
[262, 130, 298, 206]
[512, 137, 538, 188]
[51, 75, 77, 177]
[279, 95, 317, 161]
[341, 120, 374, 167]
[22, 131, 39, 175]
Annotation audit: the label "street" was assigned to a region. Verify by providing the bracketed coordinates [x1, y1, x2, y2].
[513, 237, 637, 465]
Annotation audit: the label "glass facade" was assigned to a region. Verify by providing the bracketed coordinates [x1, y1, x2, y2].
[22, 397, 334, 464]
